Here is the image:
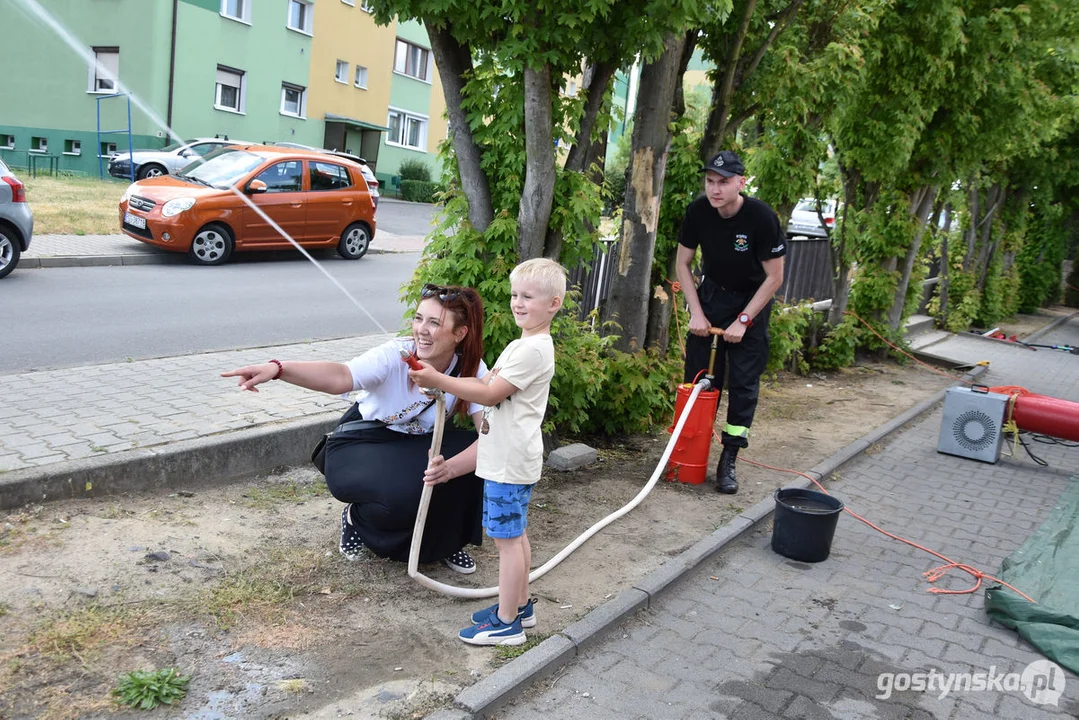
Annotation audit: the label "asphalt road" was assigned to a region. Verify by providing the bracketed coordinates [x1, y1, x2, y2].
[375, 198, 439, 237]
[3, 251, 419, 373]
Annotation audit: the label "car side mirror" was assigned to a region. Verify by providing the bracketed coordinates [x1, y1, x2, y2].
[179, 149, 192, 157]
[246, 179, 268, 194]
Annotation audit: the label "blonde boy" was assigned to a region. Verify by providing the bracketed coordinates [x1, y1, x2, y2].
[408, 258, 567, 645]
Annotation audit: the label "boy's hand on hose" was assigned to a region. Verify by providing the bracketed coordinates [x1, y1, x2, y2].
[221, 364, 276, 392]
[423, 453, 453, 485]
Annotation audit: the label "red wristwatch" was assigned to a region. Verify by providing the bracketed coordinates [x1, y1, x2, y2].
[738, 313, 753, 328]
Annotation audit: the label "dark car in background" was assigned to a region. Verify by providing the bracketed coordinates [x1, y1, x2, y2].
[108, 137, 252, 181]
[0, 158, 33, 279]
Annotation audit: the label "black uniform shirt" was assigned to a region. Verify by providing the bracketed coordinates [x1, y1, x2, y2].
[678, 194, 786, 294]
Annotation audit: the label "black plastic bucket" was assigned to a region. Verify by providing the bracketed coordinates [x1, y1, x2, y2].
[771, 488, 844, 562]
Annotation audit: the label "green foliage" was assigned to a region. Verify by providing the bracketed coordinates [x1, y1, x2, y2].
[1016, 197, 1067, 311]
[112, 668, 189, 710]
[810, 318, 860, 370]
[398, 159, 432, 183]
[766, 302, 814, 375]
[587, 345, 681, 435]
[1066, 262, 1079, 308]
[400, 179, 439, 203]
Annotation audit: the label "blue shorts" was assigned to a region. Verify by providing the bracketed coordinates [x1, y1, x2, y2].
[482, 480, 534, 539]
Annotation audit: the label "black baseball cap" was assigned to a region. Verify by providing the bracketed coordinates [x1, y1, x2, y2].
[701, 150, 745, 177]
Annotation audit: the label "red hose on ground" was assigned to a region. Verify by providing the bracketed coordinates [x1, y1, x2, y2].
[988, 386, 1079, 442]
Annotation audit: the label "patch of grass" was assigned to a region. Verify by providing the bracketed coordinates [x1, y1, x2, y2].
[0, 601, 9, 617]
[276, 678, 310, 693]
[112, 667, 189, 710]
[23, 174, 127, 235]
[495, 634, 546, 660]
[241, 481, 328, 509]
[197, 546, 332, 628]
[28, 604, 140, 663]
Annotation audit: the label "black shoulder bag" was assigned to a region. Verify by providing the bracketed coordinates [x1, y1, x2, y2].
[311, 360, 462, 475]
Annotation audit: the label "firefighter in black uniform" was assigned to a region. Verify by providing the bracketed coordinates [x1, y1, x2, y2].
[675, 151, 786, 494]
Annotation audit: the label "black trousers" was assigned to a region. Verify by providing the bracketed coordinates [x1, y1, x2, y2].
[683, 277, 772, 449]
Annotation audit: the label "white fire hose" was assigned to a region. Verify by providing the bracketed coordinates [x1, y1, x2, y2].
[405, 380, 709, 598]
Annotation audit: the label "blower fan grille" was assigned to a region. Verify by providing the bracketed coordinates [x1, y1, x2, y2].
[937, 386, 1008, 463]
[952, 410, 997, 451]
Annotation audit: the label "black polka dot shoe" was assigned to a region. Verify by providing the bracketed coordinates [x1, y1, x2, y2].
[443, 549, 477, 574]
[339, 504, 364, 560]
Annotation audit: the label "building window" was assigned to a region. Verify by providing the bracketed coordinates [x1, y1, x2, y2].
[280, 83, 307, 117]
[1, 135, 14, 150]
[565, 80, 578, 97]
[30, 137, 47, 154]
[335, 60, 349, 83]
[393, 39, 430, 82]
[341, 0, 355, 5]
[386, 108, 428, 150]
[88, 46, 119, 93]
[100, 141, 117, 158]
[287, 0, 313, 34]
[354, 65, 368, 89]
[215, 65, 245, 113]
[64, 139, 82, 156]
[360, 1, 374, 11]
[220, 0, 250, 23]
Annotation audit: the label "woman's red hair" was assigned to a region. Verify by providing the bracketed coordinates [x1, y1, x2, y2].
[437, 287, 485, 421]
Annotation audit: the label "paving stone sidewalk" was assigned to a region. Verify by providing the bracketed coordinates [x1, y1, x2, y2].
[491, 318, 1079, 719]
[0, 334, 393, 474]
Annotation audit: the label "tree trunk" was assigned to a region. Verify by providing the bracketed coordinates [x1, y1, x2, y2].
[887, 186, 938, 331]
[646, 30, 699, 351]
[424, 23, 493, 233]
[602, 32, 687, 352]
[543, 60, 617, 261]
[518, 64, 557, 261]
[827, 167, 857, 326]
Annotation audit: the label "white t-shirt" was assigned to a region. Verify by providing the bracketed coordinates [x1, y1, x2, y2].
[476, 334, 555, 484]
[345, 338, 487, 435]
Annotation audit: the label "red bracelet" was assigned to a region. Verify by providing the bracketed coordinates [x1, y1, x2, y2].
[269, 359, 283, 380]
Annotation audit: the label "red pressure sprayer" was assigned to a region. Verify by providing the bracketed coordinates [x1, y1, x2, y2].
[666, 328, 724, 485]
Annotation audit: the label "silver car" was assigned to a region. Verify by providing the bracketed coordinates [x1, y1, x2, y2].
[107, 137, 252, 181]
[0, 158, 33, 279]
[786, 198, 837, 239]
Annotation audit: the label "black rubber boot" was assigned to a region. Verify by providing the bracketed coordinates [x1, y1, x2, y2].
[716, 446, 739, 494]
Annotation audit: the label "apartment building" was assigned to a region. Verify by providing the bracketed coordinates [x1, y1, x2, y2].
[0, 0, 446, 187]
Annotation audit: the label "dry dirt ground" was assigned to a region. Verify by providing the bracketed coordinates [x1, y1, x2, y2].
[5, 310, 1065, 720]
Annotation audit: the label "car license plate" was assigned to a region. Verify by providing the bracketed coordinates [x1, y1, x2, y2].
[124, 212, 147, 230]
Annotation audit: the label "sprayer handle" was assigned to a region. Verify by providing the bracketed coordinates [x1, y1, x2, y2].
[708, 328, 725, 337]
[399, 347, 424, 371]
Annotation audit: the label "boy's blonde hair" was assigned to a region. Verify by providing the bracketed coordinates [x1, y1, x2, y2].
[510, 258, 568, 301]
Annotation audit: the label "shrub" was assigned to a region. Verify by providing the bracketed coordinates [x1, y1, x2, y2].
[398, 159, 432, 183]
[112, 668, 189, 710]
[400, 179, 439, 203]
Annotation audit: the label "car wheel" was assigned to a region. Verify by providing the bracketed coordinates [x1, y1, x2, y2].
[137, 164, 167, 180]
[0, 227, 21, 279]
[188, 223, 234, 266]
[337, 222, 371, 260]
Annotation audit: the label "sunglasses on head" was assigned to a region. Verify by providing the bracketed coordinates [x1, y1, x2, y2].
[421, 283, 463, 302]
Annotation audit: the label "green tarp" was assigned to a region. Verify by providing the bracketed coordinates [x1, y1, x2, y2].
[985, 478, 1079, 674]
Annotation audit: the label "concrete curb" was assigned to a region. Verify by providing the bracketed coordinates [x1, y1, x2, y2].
[0, 413, 338, 511]
[442, 364, 989, 719]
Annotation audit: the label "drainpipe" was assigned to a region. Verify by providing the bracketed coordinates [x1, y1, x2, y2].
[166, 0, 178, 140]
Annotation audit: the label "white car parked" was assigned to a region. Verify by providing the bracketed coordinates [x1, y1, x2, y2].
[786, 198, 837, 239]
[107, 137, 252, 181]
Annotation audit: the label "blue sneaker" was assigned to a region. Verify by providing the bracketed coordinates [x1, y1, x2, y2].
[470, 598, 536, 628]
[459, 611, 526, 646]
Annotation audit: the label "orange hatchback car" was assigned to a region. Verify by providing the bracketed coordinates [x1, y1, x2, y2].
[118, 145, 377, 265]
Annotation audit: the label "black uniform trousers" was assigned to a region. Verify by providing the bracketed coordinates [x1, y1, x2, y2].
[683, 277, 772, 449]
